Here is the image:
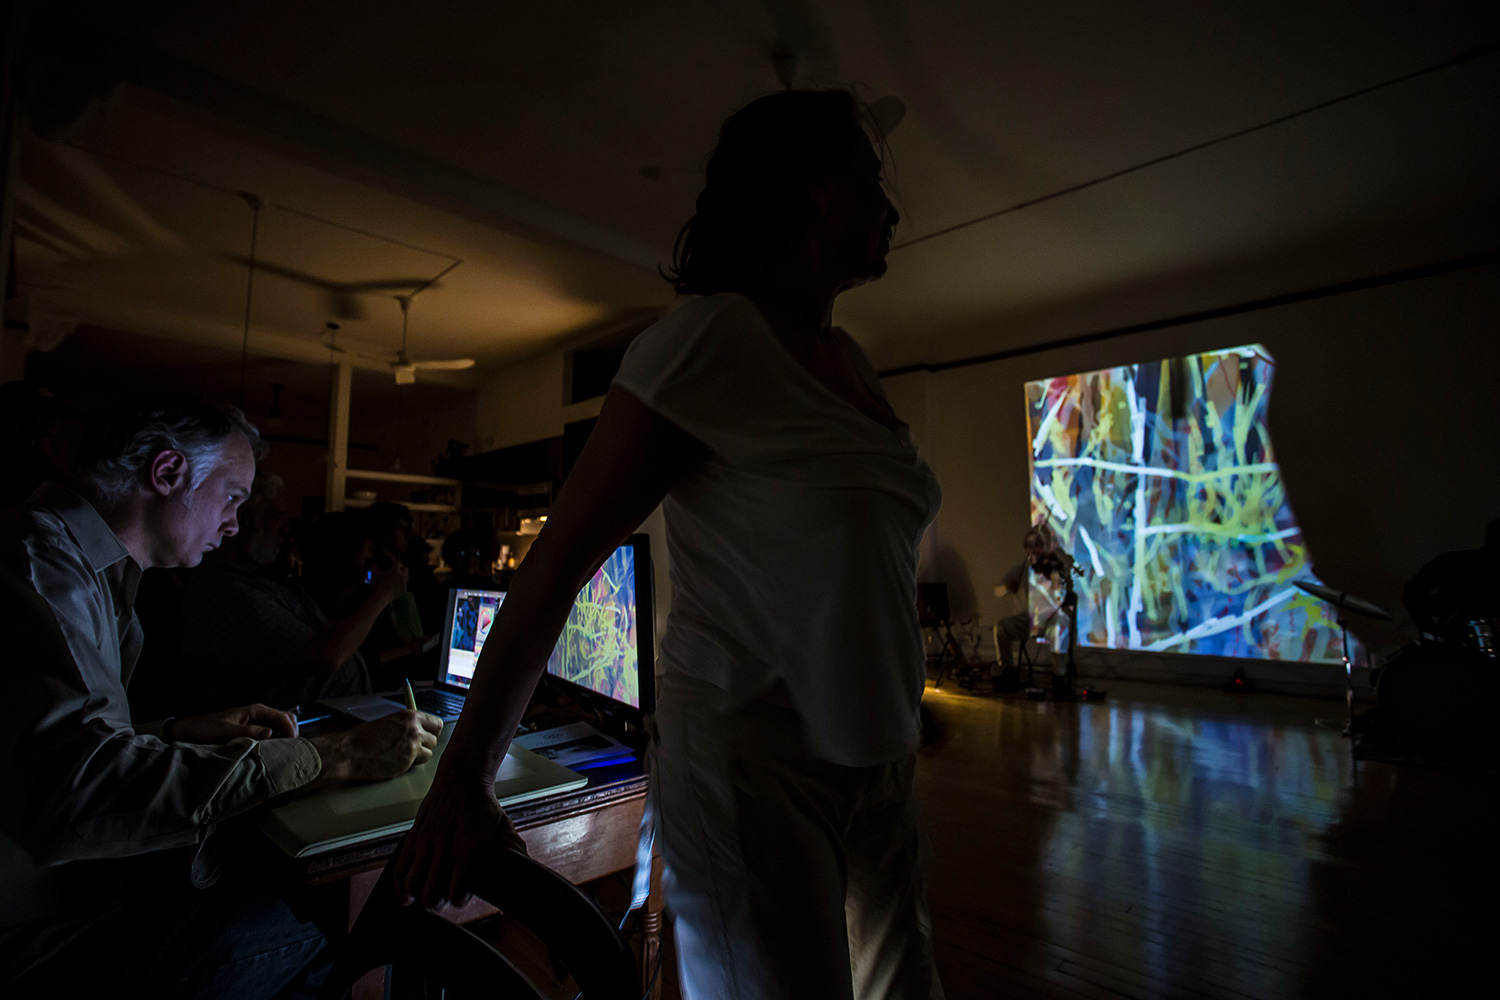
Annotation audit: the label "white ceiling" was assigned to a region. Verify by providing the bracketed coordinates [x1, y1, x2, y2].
[15, 0, 1500, 381]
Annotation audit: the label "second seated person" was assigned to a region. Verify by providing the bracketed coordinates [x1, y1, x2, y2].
[398, 89, 944, 999]
[175, 472, 401, 711]
[358, 502, 431, 687]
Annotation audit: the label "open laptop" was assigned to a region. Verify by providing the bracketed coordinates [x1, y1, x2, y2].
[319, 585, 505, 723]
[322, 533, 653, 725]
[421, 584, 507, 720]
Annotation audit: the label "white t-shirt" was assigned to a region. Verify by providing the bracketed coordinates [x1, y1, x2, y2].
[613, 293, 941, 766]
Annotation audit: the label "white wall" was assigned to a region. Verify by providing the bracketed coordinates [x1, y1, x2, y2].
[473, 350, 603, 453]
[888, 260, 1500, 694]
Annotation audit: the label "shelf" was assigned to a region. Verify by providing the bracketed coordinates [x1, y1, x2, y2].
[345, 469, 463, 487]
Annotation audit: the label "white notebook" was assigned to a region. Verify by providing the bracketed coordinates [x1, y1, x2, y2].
[259, 727, 587, 858]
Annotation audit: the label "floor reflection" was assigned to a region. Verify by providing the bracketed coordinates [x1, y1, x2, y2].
[916, 682, 1495, 999]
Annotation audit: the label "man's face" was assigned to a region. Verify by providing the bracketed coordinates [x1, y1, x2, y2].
[157, 434, 256, 568]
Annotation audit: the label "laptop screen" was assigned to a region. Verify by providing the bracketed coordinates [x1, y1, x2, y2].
[443, 588, 506, 688]
[438, 535, 653, 715]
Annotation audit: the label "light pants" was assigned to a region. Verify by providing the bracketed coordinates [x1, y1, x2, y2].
[654, 674, 944, 1000]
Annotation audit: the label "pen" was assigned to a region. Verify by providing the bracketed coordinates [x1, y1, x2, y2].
[403, 678, 417, 712]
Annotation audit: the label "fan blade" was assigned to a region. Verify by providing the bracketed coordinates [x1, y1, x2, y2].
[410, 358, 476, 371]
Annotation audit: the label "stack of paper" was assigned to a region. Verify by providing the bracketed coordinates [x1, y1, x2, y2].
[513, 722, 637, 770]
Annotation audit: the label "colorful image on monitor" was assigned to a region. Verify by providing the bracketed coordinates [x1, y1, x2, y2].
[446, 589, 505, 686]
[1026, 344, 1353, 662]
[547, 546, 639, 707]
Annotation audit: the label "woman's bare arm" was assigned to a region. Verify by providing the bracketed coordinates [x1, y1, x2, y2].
[394, 386, 706, 907]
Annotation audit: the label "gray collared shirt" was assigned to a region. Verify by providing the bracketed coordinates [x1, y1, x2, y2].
[0, 484, 321, 966]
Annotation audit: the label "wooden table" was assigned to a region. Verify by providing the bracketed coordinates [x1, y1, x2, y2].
[285, 765, 663, 999]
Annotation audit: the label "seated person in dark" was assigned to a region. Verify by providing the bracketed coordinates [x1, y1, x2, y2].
[441, 526, 509, 592]
[172, 471, 407, 713]
[358, 501, 430, 686]
[1403, 517, 1500, 643]
[405, 531, 440, 624]
[0, 393, 442, 998]
[298, 510, 376, 615]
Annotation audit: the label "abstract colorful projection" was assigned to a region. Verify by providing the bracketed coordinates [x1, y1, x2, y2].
[1026, 345, 1349, 662]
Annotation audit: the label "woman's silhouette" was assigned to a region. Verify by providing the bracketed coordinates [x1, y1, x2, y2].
[397, 89, 943, 999]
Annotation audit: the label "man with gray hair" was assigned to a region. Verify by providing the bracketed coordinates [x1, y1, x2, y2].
[0, 393, 443, 998]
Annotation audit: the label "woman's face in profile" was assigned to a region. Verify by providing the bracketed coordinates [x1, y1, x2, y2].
[822, 131, 899, 289]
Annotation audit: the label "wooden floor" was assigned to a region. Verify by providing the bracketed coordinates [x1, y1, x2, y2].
[914, 680, 1497, 999]
[612, 679, 1496, 999]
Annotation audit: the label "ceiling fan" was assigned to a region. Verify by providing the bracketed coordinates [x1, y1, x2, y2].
[388, 295, 474, 385]
[320, 312, 473, 384]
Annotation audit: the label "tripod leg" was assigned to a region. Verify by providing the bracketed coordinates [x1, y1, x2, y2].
[933, 621, 953, 688]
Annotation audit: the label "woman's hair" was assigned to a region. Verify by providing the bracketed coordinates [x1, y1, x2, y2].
[75, 393, 262, 504]
[664, 89, 885, 296]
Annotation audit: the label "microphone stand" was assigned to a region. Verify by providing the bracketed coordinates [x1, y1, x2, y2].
[1315, 613, 1357, 740]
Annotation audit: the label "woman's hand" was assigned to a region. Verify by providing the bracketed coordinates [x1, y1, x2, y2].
[393, 769, 526, 909]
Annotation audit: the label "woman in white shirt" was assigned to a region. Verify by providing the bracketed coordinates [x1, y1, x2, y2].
[397, 89, 943, 1000]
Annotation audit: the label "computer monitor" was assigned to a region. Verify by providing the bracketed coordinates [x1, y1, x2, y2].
[437, 534, 654, 719]
[545, 534, 653, 718]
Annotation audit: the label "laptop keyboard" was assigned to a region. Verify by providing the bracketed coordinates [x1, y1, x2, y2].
[413, 688, 466, 720]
